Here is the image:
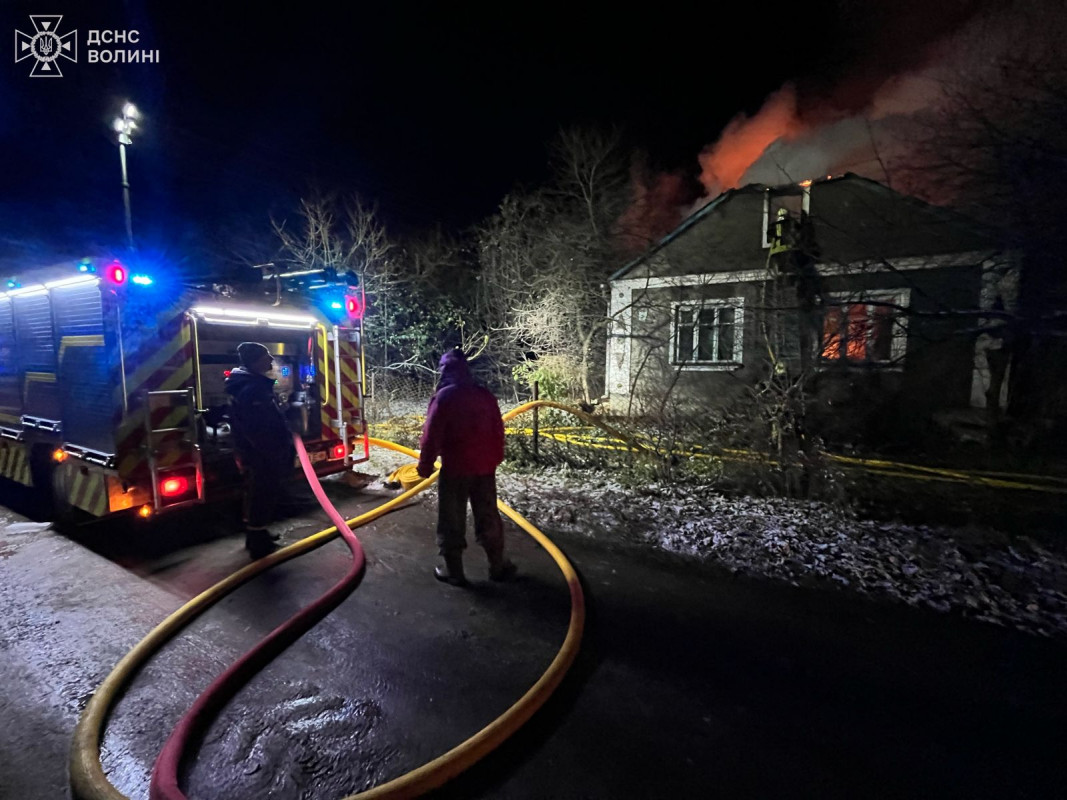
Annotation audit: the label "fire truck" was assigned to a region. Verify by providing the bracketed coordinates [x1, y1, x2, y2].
[0, 257, 368, 521]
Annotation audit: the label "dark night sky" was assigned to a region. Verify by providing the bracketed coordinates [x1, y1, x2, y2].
[1, 1, 981, 273]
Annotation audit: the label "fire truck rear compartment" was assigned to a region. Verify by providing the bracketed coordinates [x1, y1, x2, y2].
[195, 330, 312, 444]
[1, 267, 367, 522]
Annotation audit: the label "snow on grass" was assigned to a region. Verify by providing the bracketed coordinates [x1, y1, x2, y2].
[359, 445, 1067, 639]
[496, 465, 1067, 639]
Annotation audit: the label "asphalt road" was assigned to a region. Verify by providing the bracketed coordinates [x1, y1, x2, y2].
[1, 475, 1065, 799]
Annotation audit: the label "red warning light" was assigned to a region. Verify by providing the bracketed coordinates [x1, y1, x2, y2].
[344, 294, 363, 319]
[106, 263, 127, 285]
[331, 443, 346, 459]
[159, 476, 189, 497]
[223, 369, 232, 377]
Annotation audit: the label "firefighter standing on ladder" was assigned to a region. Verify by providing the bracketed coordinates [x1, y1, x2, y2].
[225, 342, 292, 558]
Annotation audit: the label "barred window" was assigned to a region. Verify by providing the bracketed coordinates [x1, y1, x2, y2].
[673, 301, 743, 365]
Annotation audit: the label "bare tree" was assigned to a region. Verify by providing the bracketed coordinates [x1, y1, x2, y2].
[272, 193, 392, 285]
[476, 127, 631, 403]
[368, 226, 481, 374]
[899, 0, 1067, 435]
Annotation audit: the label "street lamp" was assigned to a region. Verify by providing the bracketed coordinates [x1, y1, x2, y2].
[112, 101, 139, 251]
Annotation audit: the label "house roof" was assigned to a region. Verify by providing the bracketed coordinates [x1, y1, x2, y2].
[609, 173, 999, 282]
[608, 185, 748, 282]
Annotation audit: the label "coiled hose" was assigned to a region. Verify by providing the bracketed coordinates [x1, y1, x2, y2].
[71, 436, 440, 800]
[148, 433, 369, 799]
[71, 400, 621, 799]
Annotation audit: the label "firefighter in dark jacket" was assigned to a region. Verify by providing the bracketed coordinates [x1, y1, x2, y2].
[225, 341, 293, 558]
[417, 348, 516, 586]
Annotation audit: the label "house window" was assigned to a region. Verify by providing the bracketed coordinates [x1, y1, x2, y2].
[672, 300, 744, 367]
[820, 292, 908, 364]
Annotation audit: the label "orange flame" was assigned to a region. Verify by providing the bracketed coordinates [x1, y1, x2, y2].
[697, 86, 807, 197]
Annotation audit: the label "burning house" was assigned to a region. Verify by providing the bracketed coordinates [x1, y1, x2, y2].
[605, 174, 1015, 444]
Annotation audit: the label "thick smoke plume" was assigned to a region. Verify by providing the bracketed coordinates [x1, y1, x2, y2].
[615, 0, 1064, 249]
[615, 158, 691, 254]
[695, 0, 1041, 200]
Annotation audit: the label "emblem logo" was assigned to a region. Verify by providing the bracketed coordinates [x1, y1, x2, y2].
[14, 15, 77, 77]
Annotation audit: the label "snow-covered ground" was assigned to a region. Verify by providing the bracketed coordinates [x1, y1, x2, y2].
[358, 448, 1067, 639]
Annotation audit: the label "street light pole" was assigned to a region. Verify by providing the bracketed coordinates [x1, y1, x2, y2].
[118, 137, 132, 248]
[113, 102, 139, 251]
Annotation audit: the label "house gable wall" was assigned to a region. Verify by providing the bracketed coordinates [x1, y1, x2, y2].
[608, 176, 1001, 429]
[622, 190, 770, 281]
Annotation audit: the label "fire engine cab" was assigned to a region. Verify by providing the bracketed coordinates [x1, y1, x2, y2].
[0, 258, 368, 520]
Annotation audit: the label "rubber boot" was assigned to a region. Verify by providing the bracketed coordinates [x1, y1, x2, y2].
[245, 528, 279, 560]
[434, 552, 468, 587]
[485, 542, 517, 582]
[489, 558, 518, 582]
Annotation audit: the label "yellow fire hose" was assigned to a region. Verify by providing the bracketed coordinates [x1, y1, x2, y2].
[70, 402, 594, 800]
[386, 463, 424, 491]
[507, 412, 1067, 494]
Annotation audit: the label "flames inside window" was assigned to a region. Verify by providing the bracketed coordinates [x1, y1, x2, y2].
[821, 302, 896, 362]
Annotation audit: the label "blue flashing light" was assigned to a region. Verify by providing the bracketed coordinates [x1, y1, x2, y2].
[330, 301, 343, 310]
[280, 366, 291, 377]
[78, 262, 94, 273]
[6, 279, 19, 289]
[131, 274, 153, 286]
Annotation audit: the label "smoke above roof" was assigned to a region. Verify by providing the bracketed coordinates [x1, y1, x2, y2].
[695, 0, 1052, 200]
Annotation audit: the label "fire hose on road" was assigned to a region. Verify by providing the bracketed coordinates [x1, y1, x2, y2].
[148, 432, 371, 800]
[70, 402, 601, 800]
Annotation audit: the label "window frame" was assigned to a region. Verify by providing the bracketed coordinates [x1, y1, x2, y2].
[670, 297, 745, 370]
[819, 289, 910, 368]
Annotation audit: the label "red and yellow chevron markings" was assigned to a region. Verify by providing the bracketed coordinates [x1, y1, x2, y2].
[52, 460, 149, 517]
[114, 317, 194, 480]
[53, 461, 108, 517]
[316, 325, 334, 441]
[0, 440, 32, 486]
[337, 335, 363, 425]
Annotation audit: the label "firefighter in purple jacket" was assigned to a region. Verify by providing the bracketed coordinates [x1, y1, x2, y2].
[417, 349, 516, 586]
